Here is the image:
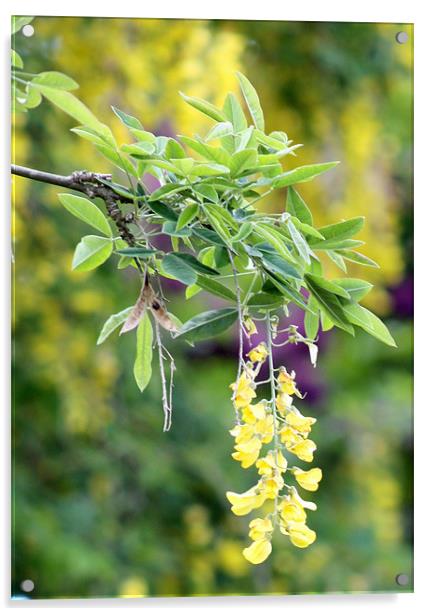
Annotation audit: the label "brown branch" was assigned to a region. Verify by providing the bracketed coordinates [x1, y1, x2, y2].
[11, 163, 138, 252]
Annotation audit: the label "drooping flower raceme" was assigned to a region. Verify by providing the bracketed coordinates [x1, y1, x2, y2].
[226, 332, 322, 565]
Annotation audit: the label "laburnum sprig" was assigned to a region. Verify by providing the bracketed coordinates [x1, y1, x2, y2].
[226, 314, 322, 565]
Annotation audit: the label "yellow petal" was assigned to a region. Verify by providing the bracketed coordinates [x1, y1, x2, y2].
[293, 467, 322, 491]
[242, 539, 272, 564]
[279, 499, 307, 524]
[226, 488, 265, 516]
[276, 392, 293, 413]
[287, 522, 316, 548]
[247, 342, 268, 364]
[286, 410, 316, 435]
[242, 402, 267, 424]
[249, 517, 273, 540]
[289, 439, 316, 462]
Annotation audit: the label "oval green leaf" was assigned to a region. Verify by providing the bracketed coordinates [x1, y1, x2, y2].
[175, 307, 238, 342]
[58, 193, 112, 237]
[134, 312, 154, 392]
[72, 235, 113, 272]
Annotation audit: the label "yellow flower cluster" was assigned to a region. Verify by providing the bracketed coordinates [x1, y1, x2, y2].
[226, 342, 322, 565]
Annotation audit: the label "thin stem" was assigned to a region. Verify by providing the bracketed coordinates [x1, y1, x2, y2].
[155, 321, 172, 432]
[266, 312, 280, 517]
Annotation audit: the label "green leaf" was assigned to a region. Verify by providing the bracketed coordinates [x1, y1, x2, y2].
[304, 295, 320, 339]
[327, 249, 347, 273]
[58, 193, 112, 237]
[223, 93, 248, 135]
[32, 72, 79, 90]
[266, 275, 310, 312]
[321, 311, 335, 331]
[193, 183, 219, 203]
[121, 142, 155, 157]
[165, 138, 186, 159]
[305, 275, 354, 335]
[287, 219, 311, 264]
[305, 273, 351, 299]
[179, 91, 226, 122]
[170, 252, 219, 276]
[142, 159, 178, 173]
[96, 144, 137, 177]
[231, 222, 253, 243]
[273, 162, 340, 188]
[185, 283, 202, 299]
[192, 163, 230, 177]
[116, 247, 160, 258]
[293, 220, 324, 241]
[148, 183, 187, 202]
[247, 293, 285, 309]
[71, 127, 107, 147]
[342, 304, 396, 347]
[205, 121, 234, 142]
[134, 312, 154, 392]
[147, 200, 178, 222]
[314, 217, 365, 243]
[12, 16, 34, 34]
[261, 252, 302, 280]
[201, 204, 232, 245]
[161, 254, 197, 285]
[236, 72, 265, 131]
[192, 227, 226, 246]
[11, 49, 23, 69]
[175, 308, 237, 342]
[333, 278, 373, 302]
[130, 129, 156, 143]
[176, 203, 199, 231]
[162, 221, 191, 238]
[112, 106, 143, 130]
[72, 235, 113, 272]
[97, 306, 133, 345]
[254, 130, 287, 152]
[32, 85, 107, 135]
[338, 250, 379, 268]
[229, 149, 258, 177]
[310, 238, 365, 250]
[254, 223, 295, 262]
[195, 275, 236, 302]
[286, 187, 313, 225]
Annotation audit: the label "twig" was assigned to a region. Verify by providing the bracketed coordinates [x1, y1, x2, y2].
[155, 321, 173, 432]
[11, 164, 142, 270]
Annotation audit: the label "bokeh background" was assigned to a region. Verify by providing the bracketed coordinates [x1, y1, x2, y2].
[12, 18, 413, 598]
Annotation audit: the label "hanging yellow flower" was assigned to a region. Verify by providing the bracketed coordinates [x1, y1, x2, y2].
[247, 342, 268, 364]
[292, 467, 322, 492]
[232, 437, 262, 468]
[226, 333, 322, 565]
[226, 485, 267, 516]
[230, 370, 257, 409]
[288, 439, 317, 462]
[242, 539, 272, 564]
[277, 368, 302, 397]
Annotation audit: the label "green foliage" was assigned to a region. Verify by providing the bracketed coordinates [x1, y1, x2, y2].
[134, 312, 153, 391]
[59, 194, 112, 237]
[72, 235, 113, 271]
[11, 48, 396, 393]
[176, 308, 238, 342]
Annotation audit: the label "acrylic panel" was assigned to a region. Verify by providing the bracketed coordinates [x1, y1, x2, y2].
[11, 17, 413, 599]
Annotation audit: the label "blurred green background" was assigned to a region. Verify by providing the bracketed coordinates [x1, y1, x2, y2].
[12, 18, 413, 598]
